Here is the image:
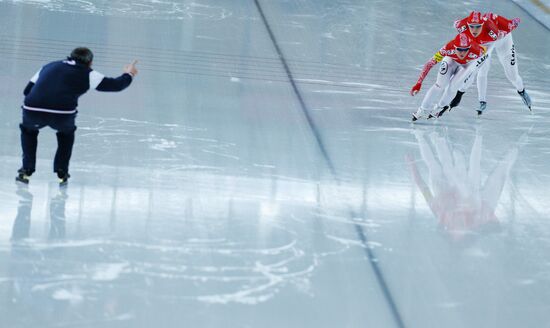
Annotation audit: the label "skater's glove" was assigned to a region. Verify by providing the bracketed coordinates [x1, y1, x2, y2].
[410, 82, 422, 96]
[510, 17, 520, 31]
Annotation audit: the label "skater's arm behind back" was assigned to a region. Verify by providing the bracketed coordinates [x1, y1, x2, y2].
[23, 68, 42, 96]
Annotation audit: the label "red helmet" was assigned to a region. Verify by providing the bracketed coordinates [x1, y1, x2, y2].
[453, 33, 473, 51]
[466, 11, 484, 26]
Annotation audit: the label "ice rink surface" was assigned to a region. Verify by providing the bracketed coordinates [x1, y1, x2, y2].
[0, 0, 549, 327]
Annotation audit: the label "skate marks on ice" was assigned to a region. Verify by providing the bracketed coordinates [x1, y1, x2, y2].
[406, 128, 524, 241]
[76, 115, 240, 172]
[3, 205, 312, 308]
[0, 0, 232, 20]
[0, 177, 364, 310]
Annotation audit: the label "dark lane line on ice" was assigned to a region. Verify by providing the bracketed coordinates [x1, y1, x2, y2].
[251, 0, 337, 177]
[252, 1, 406, 328]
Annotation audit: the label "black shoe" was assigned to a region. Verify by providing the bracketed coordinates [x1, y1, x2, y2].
[16, 168, 32, 184]
[56, 170, 71, 186]
[449, 90, 465, 109]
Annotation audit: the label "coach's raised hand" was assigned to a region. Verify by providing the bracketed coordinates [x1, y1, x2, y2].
[125, 60, 138, 77]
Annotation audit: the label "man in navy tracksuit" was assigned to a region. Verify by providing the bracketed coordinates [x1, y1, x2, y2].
[17, 47, 138, 185]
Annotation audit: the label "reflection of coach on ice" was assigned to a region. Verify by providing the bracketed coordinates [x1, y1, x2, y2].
[17, 47, 138, 185]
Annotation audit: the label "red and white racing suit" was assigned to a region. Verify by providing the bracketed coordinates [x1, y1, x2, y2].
[414, 39, 488, 113]
[454, 13, 523, 101]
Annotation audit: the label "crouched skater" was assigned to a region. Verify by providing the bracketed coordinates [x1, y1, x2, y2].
[410, 34, 488, 121]
[450, 11, 531, 115]
[17, 47, 138, 185]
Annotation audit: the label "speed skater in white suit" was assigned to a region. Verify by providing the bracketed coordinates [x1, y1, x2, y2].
[449, 11, 531, 115]
[410, 33, 488, 121]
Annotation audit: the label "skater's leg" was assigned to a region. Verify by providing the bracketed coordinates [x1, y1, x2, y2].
[438, 55, 488, 109]
[473, 65, 488, 115]
[495, 34, 524, 91]
[19, 124, 39, 175]
[495, 34, 531, 109]
[437, 68, 472, 109]
[448, 59, 481, 110]
[53, 127, 76, 176]
[419, 84, 444, 111]
[52, 114, 77, 179]
[457, 62, 478, 95]
[20, 110, 49, 174]
[438, 74, 466, 109]
[476, 54, 491, 103]
[414, 58, 455, 120]
[18, 111, 47, 183]
[451, 47, 493, 104]
[474, 43, 496, 101]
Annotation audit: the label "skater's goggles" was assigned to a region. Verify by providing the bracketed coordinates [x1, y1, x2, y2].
[455, 46, 471, 52]
[467, 23, 483, 29]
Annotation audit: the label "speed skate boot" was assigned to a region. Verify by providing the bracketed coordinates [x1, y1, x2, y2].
[16, 168, 32, 184]
[428, 106, 449, 119]
[56, 170, 70, 186]
[477, 101, 487, 116]
[411, 107, 425, 122]
[517, 89, 532, 111]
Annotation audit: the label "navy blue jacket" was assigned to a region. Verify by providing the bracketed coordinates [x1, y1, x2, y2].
[23, 59, 133, 114]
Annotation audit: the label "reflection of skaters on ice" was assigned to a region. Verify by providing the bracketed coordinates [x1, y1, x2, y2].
[49, 187, 68, 240]
[8, 185, 35, 328]
[11, 184, 34, 241]
[8, 185, 70, 324]
[406, 129, 518, 240]
[11, 185, 68, 242]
